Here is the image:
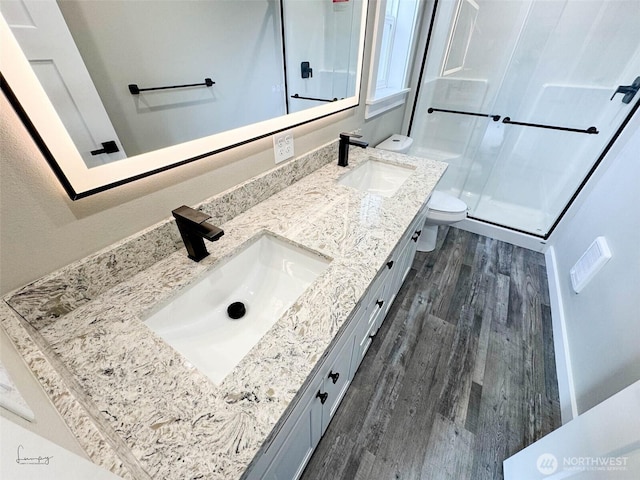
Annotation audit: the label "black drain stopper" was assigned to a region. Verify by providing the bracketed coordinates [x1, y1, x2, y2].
[227, 301, 246, 319]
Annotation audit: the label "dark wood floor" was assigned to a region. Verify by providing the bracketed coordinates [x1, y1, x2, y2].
[300, 227, 560, 480]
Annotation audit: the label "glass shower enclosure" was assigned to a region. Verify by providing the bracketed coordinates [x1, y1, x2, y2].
[410, 0, 640, 237]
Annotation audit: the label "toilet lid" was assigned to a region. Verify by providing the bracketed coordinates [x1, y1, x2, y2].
[375, 134, 413, 153]
[428, 191, 467, 213]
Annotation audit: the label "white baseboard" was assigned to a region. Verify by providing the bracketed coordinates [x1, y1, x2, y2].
[456, 218, 548, 252]
[545, 246, 578, 423]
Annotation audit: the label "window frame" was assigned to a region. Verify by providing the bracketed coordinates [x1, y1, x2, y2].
[365, 0, 422, 119]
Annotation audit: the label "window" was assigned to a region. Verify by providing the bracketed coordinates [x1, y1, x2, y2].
[366, 0, 421, 119]
[441, 0, 479, 76]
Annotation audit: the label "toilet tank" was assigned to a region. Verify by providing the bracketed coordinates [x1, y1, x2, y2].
[375, 134, 413, 154]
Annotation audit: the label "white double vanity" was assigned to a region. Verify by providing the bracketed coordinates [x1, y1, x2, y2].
[1, 141, 446, 479]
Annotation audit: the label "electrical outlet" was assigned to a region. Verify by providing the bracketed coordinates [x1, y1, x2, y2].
[273, 130, 294, 164]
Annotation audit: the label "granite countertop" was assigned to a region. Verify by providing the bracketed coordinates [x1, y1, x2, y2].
[1, 145, 446, 479]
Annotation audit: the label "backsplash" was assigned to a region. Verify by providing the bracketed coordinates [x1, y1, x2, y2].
[4, 141, 338, 330]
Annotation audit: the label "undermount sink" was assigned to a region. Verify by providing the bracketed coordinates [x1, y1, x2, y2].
[144, 233, 330, 385]
[338, 158, 415, 197]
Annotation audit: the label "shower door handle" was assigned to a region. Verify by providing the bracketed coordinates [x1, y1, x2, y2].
[610, 76, 640, 104]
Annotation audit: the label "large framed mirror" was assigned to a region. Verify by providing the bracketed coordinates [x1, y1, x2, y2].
[0, 0, 367, 199]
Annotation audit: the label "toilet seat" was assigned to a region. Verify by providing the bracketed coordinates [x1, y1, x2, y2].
[428, 191, 467, 214]
[427, 208, 467, 223]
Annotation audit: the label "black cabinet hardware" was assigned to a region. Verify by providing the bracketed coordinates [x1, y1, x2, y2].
[386, 260, 394, 269]
[376, 300, 384, 308]
[316, 391, 328, 404]
[327, 371, 340, 384]
[412, 234, 419, 242]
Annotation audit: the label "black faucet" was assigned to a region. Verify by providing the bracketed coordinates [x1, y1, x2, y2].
[172, 205, 224, 262]
[338, 132, 368, 167]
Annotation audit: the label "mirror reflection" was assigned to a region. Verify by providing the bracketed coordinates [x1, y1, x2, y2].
[1, 0, 364, 168]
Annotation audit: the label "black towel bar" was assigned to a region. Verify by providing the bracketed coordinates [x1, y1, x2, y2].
[502, 117, 598, 134]
[428, 107, 598, 134]
[128, 78, 215, 95]
[427, 107, 501, 121]
[291, 93, 339, 103]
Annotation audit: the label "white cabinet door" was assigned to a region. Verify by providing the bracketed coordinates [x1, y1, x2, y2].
[396, 210, 426, 289]
[391, 227, 419, 295]
[385, 206, 426, 306]
[320, 334, 356, 434]
[261, 379, 324, 480]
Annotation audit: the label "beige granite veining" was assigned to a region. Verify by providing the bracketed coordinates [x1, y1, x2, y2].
[1, 143, 447, 479]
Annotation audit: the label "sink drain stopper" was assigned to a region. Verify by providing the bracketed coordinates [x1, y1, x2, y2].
[227, 301, 246, 319]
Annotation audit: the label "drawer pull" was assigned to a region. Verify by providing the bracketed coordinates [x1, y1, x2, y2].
[411, 234, 419, 242]
[328, 371, 340, 384]
[415, 229, 422, 236]
[316, 391, 328, 404]
[376, 300, 384, 308]
[386, 260, 394, 269]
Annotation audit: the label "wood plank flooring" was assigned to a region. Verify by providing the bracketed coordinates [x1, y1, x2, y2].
[300, 227, 560, 480]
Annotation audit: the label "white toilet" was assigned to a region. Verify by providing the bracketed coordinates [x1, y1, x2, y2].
[375, 134, 468, 252]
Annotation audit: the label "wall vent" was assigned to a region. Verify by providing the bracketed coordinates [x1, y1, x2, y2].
[570, 236, 612, 293]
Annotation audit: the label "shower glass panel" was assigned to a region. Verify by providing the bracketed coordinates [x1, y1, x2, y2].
[410, 0, 640, 237]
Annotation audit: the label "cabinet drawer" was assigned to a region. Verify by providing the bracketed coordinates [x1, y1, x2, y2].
[354, 312, 377, 366]
[366, 278, 387, 335]
[351, 281, 386, 372]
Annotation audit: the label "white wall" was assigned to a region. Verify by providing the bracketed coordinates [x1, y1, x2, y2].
[546, 110, 640, 416]
[59, 0, 286, 157]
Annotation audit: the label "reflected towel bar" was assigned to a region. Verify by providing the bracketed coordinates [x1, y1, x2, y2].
[501, 117, 598, 134]
[128, 78, 215, 95]
[427, 107, 501, 121]
[291, 93, 339, 103]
